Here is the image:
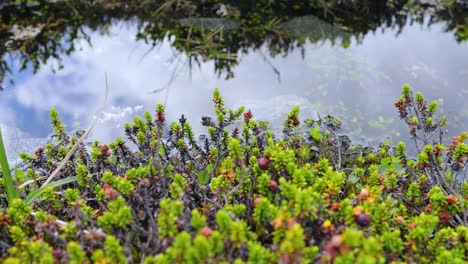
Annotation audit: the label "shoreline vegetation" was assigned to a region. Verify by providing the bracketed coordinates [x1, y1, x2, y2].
[0, 84, 467, 263]
[1, 1, 467, 263]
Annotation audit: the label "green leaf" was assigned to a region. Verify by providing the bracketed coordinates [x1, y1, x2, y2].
[342, 40, 350, 49]
[15, 169, 25, 177]
[445, 169, 452, 179]
[380, 157, 391, 166]
[159, 145, 164, 156]
[15, 169, 25, 181]
[0, 128, 18, 202]
[310, 125, 322, 142]
[198, 170, 209, 186]
[347, 172, 359, 184]
[357, 153, 365, 164]
[393, 162, 404, 175]
[25, 177, 78, 204]
[378, 165, 389, 175]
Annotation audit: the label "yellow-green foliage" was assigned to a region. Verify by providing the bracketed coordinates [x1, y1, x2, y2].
[0, 86, 466, 263]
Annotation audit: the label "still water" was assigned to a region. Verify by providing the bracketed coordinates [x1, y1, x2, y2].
[1, 16, 467, 160]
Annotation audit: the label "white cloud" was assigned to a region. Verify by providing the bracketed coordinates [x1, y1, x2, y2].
[2, 20, 467, 153]
[98, 105, 144, 126]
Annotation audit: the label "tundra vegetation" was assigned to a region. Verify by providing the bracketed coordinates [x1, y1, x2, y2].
[0, 84, 467, 263]
[1, 1, 468, 263]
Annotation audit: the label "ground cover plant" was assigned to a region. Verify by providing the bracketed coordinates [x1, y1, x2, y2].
[0, 84, 467, 263]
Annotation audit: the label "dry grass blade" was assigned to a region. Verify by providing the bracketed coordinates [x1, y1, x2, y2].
[40, 73, 109, 188]
[17, 176, 47, 190]
[154, 0, 177, 17]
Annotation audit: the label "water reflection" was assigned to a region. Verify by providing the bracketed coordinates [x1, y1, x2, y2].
[1, 0, 467, 88]
[1, 1, 467, 159]
[1, 18, 467, 160]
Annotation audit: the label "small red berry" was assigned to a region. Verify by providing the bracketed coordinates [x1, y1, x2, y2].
[253, 197, 262, 207]
[103, 183, 119, 199]
[353, 207, 362, 217]
[258, 157, 270, 170]
[424, 204, 434, 213]
[447, 194, 457, 205]
[331, 202, 340, 211]
[395, 216, 405, 224]
[227, 170, 235, 181]
[356, 213, 371, 227]
[269, 180, 278, 192]
[439, 212, 451, 224]
[286, 219, 297, 228]
[359, 188, 370, 201]
[200, 227, 213, 237]
[273, 217, 283, 229]
[360, 188, 369, 196]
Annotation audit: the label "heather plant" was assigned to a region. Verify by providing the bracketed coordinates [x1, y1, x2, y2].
[0, 121, 78, 206]
[395, 84, 467, 224]
[0, 86, 467, 263]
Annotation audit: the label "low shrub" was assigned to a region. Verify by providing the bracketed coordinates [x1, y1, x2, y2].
[0, 84, 466, 263]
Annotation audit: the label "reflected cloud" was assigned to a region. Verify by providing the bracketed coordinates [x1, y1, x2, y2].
[2, 20, 467, 158]
[98, 105, 144, 127]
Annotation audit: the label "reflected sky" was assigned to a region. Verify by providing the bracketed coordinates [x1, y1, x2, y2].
[1, 19, 467, 160]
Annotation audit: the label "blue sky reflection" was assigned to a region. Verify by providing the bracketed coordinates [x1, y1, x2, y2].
[1, 20, 467, 159]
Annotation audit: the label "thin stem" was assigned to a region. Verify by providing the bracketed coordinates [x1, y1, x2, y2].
[41, 73, 109, 188]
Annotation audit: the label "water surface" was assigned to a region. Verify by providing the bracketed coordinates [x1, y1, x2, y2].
[1, 2, 467, 160]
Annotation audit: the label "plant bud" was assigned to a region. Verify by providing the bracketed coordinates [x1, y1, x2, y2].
[200, 227, 213, 238]
[258, 157, 270, 170]
[253, 197, 262, 207]
[269, 180, 278, 192]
